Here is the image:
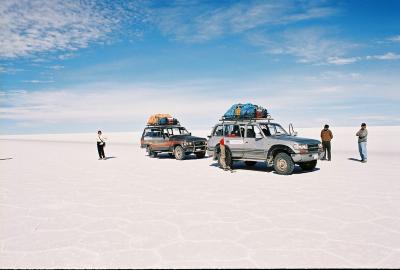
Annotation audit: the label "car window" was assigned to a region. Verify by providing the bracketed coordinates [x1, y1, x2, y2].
[144, 129, 162, 137]
[224, 124, 242, 137]
[213, 125, 223, 136]
[144, 129, 152, 137]
[152, 130, 162, 137]
[245, 125, 263, 138]
[260, 124, 287, 136]
[164, 127, 189, 136]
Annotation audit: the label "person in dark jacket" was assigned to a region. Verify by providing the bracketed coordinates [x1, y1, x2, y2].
[320, 124, 333, 161]
[97, 130, 106, 160]
[356, 123, 368, 163]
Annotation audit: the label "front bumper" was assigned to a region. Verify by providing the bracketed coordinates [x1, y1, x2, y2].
[291, 151, 323, 163]
[184, 143, 207, 153]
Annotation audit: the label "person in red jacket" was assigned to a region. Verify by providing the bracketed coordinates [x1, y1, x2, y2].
[219, 137, 229, 170]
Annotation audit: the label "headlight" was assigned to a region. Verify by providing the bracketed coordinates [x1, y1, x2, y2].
[293, 143, 308, 150]
[184, 141, 193, 146]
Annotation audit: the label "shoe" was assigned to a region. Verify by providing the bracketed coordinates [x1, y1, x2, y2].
[361, 160, 367, 163]
[328, 159, 331, 161]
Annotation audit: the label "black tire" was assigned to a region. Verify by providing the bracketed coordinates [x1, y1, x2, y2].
[273, 152, 295, 175]
[195, 152, 206, 159]
[244, 161, 257, 166]
[147, 146, 157, 158]
[174, 145, 186, 160]
[217, 147, 233, 169]
[299, 160, 317, 171]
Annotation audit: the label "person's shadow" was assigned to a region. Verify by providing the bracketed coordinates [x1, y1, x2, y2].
[348, 158, 361, 162]
[0, 158, 12, 161]
[104, 156, 117, 160]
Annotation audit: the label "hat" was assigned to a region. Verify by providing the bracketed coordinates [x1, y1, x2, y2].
[324, 124, 329, 129]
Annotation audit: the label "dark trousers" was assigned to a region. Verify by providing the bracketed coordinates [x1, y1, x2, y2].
[322, 141, 331, 160]
[97, 142, 105, 158]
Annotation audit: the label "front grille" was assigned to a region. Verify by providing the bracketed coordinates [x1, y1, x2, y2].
[308, 144, 319, 152]
[194, 141, 206, 146]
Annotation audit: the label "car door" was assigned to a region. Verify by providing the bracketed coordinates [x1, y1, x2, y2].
[149, 129, 166, 151]
[208, 125, 223, 151]
[224, 124, 245, 158]
[243, 124, 267, 160]
[156, 127, 171, 151]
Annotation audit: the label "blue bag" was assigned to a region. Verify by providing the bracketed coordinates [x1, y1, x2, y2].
[159, 117, 168, 125]
[223, 103, 242, 119]
[241, 103, 257, 118]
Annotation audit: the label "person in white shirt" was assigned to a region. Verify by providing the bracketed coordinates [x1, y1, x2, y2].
[97, 130, 107, 160]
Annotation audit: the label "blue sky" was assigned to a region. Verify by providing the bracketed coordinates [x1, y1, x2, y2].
[0, 0, 399, 134]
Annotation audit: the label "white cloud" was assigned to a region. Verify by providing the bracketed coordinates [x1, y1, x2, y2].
[249, 27, 355, 64]
[0, 65, 24, 74]
[1, 73, 399, 131]
[327, 56, 360, 65]
[387, 35, 400, 42]
[366, 52, 400, 60]
[47, 65, 64, 70]
[0, 0, 145, 58]
[21, 80, 54, 84]
[152, 1, 337, 42]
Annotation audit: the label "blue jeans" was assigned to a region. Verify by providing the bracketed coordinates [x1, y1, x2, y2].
[358, 142, 367, 161]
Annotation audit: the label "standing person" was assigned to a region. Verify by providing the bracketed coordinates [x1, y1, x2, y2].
[219, 137, 230, 171]
[97, 130, 106, 160]
[320, 124, 333, 161]
[356, 123, 368, 163]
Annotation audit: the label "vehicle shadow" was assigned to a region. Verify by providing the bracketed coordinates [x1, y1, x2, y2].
[210, 161, 320, 174]
[0, 157, 13, 161]
[348, 158, 361, 162]
[156, 153, 212, 161]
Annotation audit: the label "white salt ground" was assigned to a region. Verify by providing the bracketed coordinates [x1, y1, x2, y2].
[0, 126, 399, 268]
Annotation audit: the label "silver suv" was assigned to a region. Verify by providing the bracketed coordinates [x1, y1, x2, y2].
[207, 119, 323, 175]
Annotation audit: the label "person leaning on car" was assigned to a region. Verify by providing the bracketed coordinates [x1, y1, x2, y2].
[320, 124, 333, 161]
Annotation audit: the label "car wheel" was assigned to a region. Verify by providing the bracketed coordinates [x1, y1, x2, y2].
[244, 161, 257, 166]
[174, 145, 186, 160]
[147, 146, 156, 158]
[273, 152, 294, 175]
[195, 152, 206, 159]
[298, 160, 317, 171]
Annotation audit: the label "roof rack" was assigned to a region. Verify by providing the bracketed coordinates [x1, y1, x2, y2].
[219, 115, 274, 123]
[146, 124, 182, 128]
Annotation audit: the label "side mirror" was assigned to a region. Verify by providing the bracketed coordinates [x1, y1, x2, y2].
[189, 132, 192, 136]
[207, 135, 211, 139]
[293, 131, 298, 136]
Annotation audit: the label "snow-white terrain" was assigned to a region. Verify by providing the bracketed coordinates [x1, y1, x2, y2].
[1, 126, 400, 268]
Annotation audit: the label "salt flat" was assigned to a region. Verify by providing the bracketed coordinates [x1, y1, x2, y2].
[1, 126, 400, 268]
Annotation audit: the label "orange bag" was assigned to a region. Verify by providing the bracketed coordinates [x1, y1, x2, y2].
[234, 107, 241, 117]
[147, 114, 172, 125]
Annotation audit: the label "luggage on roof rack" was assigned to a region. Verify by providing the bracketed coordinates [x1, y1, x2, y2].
[147, 114, 179, 125]
[223, 103, 268, 120]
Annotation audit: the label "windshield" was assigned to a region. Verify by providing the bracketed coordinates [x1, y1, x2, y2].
[164, 127, 189, 136]
[259, 123, 288, 136]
